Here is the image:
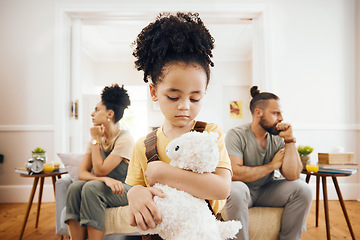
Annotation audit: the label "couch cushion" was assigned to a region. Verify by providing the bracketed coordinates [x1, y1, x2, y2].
[248, 207, 283, 240]
[220, 206, 283, 240]
[105, 205, 283, 239]
[57, 153, 84, 182]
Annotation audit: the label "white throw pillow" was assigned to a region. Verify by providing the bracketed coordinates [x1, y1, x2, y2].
[57, 153, 84, 182]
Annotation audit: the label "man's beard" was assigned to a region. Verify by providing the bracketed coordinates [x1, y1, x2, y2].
[259, 116, 280, 135]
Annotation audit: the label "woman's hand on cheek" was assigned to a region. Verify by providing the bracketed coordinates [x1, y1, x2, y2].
[90, 124, 105, 139]
[127, 185, 166, 230]
[145, 161, 168, 186]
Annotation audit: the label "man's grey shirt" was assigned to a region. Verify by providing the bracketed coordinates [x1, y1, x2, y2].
[225, 123, 285, 190]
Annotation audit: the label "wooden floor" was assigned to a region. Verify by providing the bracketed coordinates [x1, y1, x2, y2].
[302, 200, 360, 240]
[0, 201, 359, 240]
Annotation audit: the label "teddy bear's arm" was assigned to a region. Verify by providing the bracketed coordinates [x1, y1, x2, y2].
[147, 161, 231, 200]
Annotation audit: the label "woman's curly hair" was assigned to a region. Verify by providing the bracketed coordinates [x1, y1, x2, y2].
[132, 12, 215, 86]
[101, 84, 131, 123]
[249, 86, 279, 114]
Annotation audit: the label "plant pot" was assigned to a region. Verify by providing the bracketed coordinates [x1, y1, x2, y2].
[32, 152, 47, 162]
[300, 155, 310, 170]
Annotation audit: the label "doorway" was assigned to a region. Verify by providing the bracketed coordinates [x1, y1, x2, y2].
[54, 6, 271, 154]
[78, 20, 151, 152]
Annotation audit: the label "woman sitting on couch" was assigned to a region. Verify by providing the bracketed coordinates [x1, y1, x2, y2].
[65, 84, 135, 240]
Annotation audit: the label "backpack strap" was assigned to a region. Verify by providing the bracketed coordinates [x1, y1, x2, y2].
[191, 121, 207, 133]
[144, 121, 207, 163]
[144, 129, 159, 163]
[190, 122, 220, 217]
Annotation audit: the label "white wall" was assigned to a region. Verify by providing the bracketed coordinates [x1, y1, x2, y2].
[0, 0, 57, 202]
[268, 0, 359, 191]
[0, 0, 359, 203]
[355, 0, 360, 195]
[199, 61, 253, 132]
[94, 62, 144, 86]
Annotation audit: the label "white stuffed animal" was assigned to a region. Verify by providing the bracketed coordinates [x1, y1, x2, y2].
[139, 131, 242, 240]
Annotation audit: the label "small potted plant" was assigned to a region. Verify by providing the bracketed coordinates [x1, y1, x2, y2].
[32, 147, 47, 162]
[297, 145, 314, 170]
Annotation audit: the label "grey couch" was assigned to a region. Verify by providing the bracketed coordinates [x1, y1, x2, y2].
[55, 174, 141, 240]
[56, 175, 284, 240]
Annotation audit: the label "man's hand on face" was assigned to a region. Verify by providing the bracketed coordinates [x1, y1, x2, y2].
[276, 123, 294, 140]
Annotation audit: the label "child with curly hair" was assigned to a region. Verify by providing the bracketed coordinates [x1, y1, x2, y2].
[125, 12, 232, 238]
[65, 84, 135, 240]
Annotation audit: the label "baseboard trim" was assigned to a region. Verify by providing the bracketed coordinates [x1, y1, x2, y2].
[0, 184, 56, 203]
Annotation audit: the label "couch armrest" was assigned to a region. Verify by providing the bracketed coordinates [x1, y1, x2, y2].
[55, 174, 72, 235]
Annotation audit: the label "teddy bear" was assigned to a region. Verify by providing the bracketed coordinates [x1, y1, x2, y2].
[139, 131, 242, 240]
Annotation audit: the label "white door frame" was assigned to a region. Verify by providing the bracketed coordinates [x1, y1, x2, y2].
[54, 3, 272, 156]
[69, 19, 83, 153]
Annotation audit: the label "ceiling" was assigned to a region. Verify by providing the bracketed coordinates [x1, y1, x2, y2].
[81, 17, 253, 62]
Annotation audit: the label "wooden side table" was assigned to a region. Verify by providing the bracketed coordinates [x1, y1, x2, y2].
[302, 170, 356, 240]
[18, 169, 68, 240]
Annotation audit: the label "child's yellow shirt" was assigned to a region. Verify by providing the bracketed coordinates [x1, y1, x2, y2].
[125, 121, 232, 214]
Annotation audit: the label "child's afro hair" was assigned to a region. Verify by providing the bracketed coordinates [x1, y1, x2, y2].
[101, 84, 131, 123]
[132, 12, 215, 85]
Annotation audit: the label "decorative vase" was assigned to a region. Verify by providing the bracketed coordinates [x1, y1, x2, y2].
[300, 155, 310, 170]
[32, 152, 47, 162]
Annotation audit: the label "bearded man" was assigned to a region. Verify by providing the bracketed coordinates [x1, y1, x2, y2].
[224, 86, 312, 240]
